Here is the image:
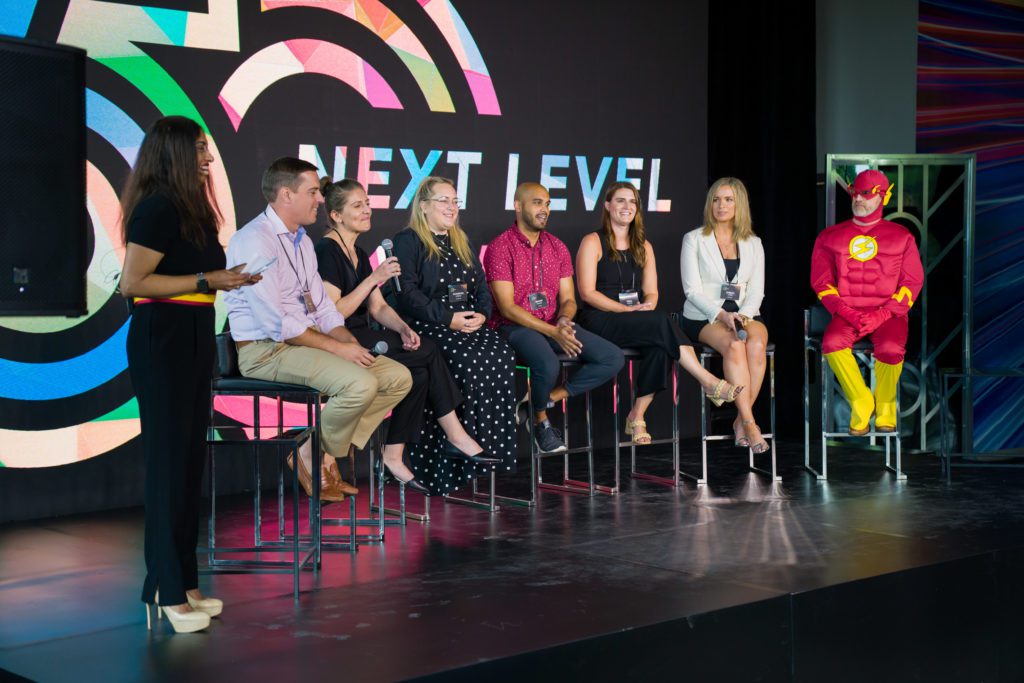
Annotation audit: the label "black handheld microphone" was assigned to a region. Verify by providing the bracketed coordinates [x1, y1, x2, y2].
[734, 318, 748, 341]
[380, 239, 401, 293]
[371, 341, 389, 356]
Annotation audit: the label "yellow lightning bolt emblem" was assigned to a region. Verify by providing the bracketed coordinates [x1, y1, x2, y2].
[849, 235, 878, 262]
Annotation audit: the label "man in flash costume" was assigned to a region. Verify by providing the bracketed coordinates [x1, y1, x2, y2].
[810, 169, 924, 435]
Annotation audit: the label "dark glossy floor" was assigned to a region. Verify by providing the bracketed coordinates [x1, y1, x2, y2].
[3, 439, 1024, 682]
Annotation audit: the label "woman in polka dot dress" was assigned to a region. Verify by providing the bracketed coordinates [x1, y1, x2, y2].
[390, 176, 516, 494]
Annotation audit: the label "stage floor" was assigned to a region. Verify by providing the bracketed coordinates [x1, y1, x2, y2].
[2, 440, 1024, 682]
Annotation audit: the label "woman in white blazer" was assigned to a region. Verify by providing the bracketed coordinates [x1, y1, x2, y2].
[680, 178, 769, 452]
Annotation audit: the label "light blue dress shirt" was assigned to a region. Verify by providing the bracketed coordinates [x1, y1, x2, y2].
[225, 205, 344, 342]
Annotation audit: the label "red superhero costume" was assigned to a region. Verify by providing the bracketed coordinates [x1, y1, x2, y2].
[810, 169, 924, 434]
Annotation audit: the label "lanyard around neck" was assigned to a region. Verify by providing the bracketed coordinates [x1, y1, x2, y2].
[614, 251, 636, 292]
[529, 236, 544, 291]
[276, 232, 309, 291]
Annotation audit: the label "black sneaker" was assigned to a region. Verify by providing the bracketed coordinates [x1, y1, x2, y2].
[516, 394, 556, 429]
[534, 420, 567, 453]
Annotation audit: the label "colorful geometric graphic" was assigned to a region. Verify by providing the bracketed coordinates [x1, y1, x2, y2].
[917, 0, 1024, 451]
[2, 0, 502, 468]
[0, 399, 140, 469]
[261, 0, 500, 115]
[419, 0, 501, 115]
[219, 40, 403, 130]
[263, 0, 456, 112]
[57, 0, 238, 232]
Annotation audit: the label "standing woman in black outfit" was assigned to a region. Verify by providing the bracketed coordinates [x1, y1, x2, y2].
[390, 176, 516, 493]
[576, 182, 742, 445]
[315, 177, 493, 495]
[119, 116, 256, 633]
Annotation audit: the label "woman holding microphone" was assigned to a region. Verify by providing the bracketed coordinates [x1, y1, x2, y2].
[315, 177, 489, 495]
[680, 178, 769, 452]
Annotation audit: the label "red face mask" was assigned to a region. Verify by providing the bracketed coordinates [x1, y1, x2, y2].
[846, 169, 892, 222]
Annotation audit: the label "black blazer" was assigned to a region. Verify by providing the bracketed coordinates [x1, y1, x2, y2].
[391, 227, 492, 325]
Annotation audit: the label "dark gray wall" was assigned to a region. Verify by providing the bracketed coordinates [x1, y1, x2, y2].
[816, 0, 919, 171]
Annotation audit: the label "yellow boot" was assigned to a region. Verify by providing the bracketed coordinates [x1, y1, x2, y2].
[825, 349, 874, 435]
[873, 360, 902, 432]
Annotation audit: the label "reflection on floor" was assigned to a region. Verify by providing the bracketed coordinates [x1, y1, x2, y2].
[2, 440, 1024, 682]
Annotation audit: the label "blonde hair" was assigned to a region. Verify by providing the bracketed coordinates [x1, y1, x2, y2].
[701, 177, 755, 241]
[408, 176, 474, 266]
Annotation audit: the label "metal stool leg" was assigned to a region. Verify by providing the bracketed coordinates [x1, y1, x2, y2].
[748, 349, 780, 482]
[629, 357, 683, 487]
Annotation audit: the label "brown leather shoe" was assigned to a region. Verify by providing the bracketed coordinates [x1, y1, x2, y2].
[287, 453, 346, 501]
[875, 425, 897, 433]
[324, 457, 360, 496]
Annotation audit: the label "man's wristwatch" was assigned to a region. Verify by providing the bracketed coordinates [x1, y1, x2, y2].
[196, 272, 210, 294]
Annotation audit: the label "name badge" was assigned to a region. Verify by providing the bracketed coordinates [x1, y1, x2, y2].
[720, 283, 742, 301]
[447, 282, 468, 305]
[300, 291, 317, 314]
[618, 290, 640, 307]
[527, 291, 549, 311]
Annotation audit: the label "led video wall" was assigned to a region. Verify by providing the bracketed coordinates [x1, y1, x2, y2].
[0, 1, 708, 467]
[917, 0, 1024, 452]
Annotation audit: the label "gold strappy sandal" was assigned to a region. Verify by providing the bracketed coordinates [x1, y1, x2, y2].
[705, 379, 743, 407]
[625, 418, 652, 445]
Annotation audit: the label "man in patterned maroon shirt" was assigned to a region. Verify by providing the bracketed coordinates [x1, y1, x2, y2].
[485, 183, 624, 453]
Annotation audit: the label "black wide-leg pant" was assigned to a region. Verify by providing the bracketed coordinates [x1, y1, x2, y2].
[578, 309, 692, 397]
[127, 303, 214, 607]
[349, 326, 461, 445]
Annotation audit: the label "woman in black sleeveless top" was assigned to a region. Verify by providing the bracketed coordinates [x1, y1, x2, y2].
[315, 177, 493, 496]
[577, 182, 742, 445]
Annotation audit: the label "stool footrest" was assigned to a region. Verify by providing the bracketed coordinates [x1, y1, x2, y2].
[631, 472, 679, 487]
[822, 431, 900, 438]
[443, 494, 501, 511]
[371, 503, 429, 523]
[564, 478, 617, 495]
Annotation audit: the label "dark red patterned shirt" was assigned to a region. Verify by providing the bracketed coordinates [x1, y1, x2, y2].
[484, 223, 574, 327]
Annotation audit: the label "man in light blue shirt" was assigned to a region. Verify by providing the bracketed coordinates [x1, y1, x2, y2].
[225, 158, 411, 500]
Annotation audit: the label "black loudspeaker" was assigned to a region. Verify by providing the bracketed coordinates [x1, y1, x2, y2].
[0, 36, 86, 316]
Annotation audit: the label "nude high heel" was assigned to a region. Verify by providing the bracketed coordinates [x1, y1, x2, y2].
[159, 605, 210, 633]
[149, 591, 212, 633]
[186, 593, 223, 617]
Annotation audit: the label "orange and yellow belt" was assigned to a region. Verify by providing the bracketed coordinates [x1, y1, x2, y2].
[133, 292, 216, 306]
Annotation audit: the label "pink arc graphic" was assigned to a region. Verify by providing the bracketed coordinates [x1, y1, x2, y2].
[219, 40, 402, 131]
[263, 0, 500, 115]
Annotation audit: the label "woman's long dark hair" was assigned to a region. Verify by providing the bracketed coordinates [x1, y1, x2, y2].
[120, 116, 222, 248]
[599, 181, 647, 267]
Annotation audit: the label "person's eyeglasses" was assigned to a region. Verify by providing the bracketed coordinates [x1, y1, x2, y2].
[429, 196, 463, 209]
[848, 185, 881, 197]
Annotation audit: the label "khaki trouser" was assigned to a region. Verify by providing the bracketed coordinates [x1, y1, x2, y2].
[237, 340, 412, 457]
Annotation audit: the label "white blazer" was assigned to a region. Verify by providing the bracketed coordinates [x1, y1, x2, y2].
[680, 227, 765, 322]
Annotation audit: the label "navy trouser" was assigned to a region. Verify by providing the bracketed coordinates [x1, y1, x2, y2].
[499, 323, 624, 411]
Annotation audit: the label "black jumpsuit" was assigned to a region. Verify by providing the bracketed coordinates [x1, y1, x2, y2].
[126, 193, 224, 607]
